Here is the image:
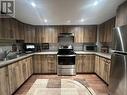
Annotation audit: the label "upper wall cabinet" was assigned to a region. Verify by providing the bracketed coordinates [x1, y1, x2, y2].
[36, 26, 60, 43]
[36, 26, 43, 43]
[99, 17, 115, 43]
[63, 25, 97, 43]
[18, 21, 25, 40]
[84, 25, 97, 43]
[24, 24, 35, 43]
[43, 26, 58, 43]
[10, 19, 20, 40]
[67, 26, 84, 43]
[116, 1, 127, 27]
[0, 18, 13, 39]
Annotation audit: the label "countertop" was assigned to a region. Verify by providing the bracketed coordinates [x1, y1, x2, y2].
[0, 51, 111, 68]
[75, 51, 111, 59]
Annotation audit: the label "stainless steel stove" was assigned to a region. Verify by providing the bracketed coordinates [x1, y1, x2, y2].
[57, 45, 76, 76]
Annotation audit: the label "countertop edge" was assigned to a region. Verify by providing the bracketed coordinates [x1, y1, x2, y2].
[0, 51, 111, 68]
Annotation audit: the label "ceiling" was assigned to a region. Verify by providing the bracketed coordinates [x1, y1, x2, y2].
[15, 0, 125, 25]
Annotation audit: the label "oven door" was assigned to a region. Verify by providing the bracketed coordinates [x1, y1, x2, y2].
[58, 55, 75, 65]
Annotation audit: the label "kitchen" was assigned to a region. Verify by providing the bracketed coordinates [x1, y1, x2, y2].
[0, 0, 127, 95]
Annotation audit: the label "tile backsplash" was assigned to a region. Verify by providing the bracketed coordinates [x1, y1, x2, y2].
[73, 43, 83, 51]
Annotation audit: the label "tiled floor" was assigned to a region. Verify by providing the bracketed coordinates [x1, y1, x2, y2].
[14, 74, 109, 95]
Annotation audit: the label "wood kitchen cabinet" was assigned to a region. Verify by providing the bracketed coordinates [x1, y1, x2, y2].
[10, 19, 20, 40]
[99, 17, 115, 43]
[65, 25, 97, 43]
[8, 56, 33, 94]
[76, 55, 83, 73]
[76, 55, 95, 73]
[0, 67, 10, 95]
[95, 56, 100, 75]
[36, 26, 43, 43]
[33, 55, 57, 73]
[103, 59, 111, 83]
[43, 27, 58, 43]
[116, 1, 127, 27]
[95, 56, 111, 84]
[68, 26, 84, 43]
[18, 21, 25, 40]
[24, 24, 35, 43]
[8, 62, 22, 94]
[84, 25, 97, 43]
[0, 18, 24, 40]
[36, 26, 58, 43]
[0, 18, 13, 39]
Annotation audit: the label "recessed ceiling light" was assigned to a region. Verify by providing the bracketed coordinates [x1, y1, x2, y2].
[44, 19, 48, 23]
[80, 18, 85, 22]
[31, 2, 36, 8]
[93, 1, 98, 6]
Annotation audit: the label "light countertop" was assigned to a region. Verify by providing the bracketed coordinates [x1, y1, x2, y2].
[0, 51, 111, 68]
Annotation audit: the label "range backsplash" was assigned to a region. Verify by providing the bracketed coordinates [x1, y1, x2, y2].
[46, 43, 84, 51]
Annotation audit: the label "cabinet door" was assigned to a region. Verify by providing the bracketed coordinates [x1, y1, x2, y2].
[41, 55, 49, 73]
[47, 55, 57, 73]
[1, 18, 12, 39]
[73, 27, 84, 43]
[34, 55, 48, 73]
[99, 57, 105, 79]
[84, 26, 97, 43]
[82, 55, 95, 73]
[18, 22, 24, 40]
[33, 55, 42, 73]
[24, 24, 35, 43]
[104, 59, 111, 84]
[43, 27, 58, 43]
[116, 1, 127, 27]
[11, 19, 19, 40]
[99, 18, 115, 43]
[36, 26, 43, 43]
[95, 56, 100, 75]
[27, 57, 33, 77]
[33, 55, 57, 73]
[99, 23, 105, 42]
[0, 67, 10, 95]
[76, 55, 83, 73]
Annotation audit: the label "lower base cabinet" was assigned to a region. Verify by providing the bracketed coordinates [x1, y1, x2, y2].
[0, 67, 10, 95]
[95, 56, 111, 84]
[76, 55, 95, 73]
[8, 56, 33, 94]
[33, 55, 57, 74]
[0, 54, 111, 95]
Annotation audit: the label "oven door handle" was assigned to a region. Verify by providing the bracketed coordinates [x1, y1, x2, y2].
[57, 55, 76, 57]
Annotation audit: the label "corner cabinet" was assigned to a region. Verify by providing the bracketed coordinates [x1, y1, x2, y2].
[0, 67, 10, 95]
[95, 56, 111, 84]
[33, 54, 57, 74]
[76, 55, 95, 73]
[99, 17, 115, 43]
[8, 56, 33, 94]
